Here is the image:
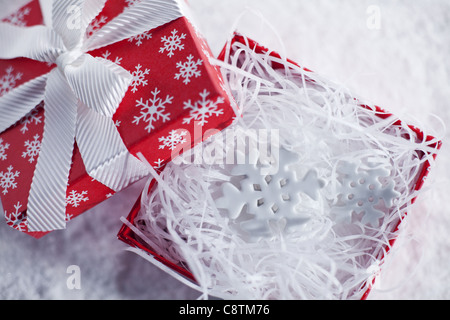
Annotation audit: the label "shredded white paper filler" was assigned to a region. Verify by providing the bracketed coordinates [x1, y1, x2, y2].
[130, 35, 441, 300]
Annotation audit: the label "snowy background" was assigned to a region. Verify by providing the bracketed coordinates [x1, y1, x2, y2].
[1, 0, 450, 299]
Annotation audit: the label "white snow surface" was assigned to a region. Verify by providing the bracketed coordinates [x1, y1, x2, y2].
[1, 0, 449, 300]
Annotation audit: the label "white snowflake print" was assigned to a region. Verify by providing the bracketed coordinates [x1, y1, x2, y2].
[101, 50, 122, 65]
[159, 29, 187, 58]
[2, 6, 31, 27]
[20, 106, 43, 134]
[183, 89, 225, 126]
[154, 158, 164, 169]
[0, 138, 10, 161]
[128, 31, 152, 46]
[174, 54, 203, 85]
[22, 134, 41, 163]
[0, 66, 23, 97]
[85, 15, 108, 38]
[159, 130, 188, 151]
[0, 165, 20, 195]
[4, 202, 26, 232]
[66, 190, 89, 208]
[115, 120, 121, 127]
[133, 88, 172, 133]
[130, 64, 150, 93]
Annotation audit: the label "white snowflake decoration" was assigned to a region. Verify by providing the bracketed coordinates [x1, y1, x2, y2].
[0, 66, 23, 97]
[159, 29, 186, 57]
[0, 165, 20, 195]
[128, 31, 152, 46]
[101, 50, 122, 65]
[85, 15, 108, 38]
[4, 202, 26, 232]
[130, 64, 150, 93]
[22, 134, 41, 163]
[183, 89, 224, 126]
[159, 129, 188, 151]
[174, 54, 203, 85]
[0, 138, 10, 161]
[2, 6, 31, 27]
[133, 87, 172, 133]
[20, 106, 43, 134]
[66, 190, 89, 208]
[215, 148, 325, 241]
[332, 161, 400, 227]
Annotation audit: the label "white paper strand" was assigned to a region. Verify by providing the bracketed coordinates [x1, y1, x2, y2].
[130, 35, 442, 300]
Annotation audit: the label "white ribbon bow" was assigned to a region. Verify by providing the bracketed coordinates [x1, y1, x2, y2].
[0, 0, 183, 231]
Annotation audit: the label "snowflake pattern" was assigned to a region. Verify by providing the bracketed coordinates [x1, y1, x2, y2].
[153, 158, 164, 169]
[66, 190, 89, 208]
[128, 31, 152, 46]
[158, 129, 188, 151]
[174, 54, 203, 85]
[85, 15, 108, 38]
[22, 134, 41, 163]
[183, 89, 225, 126]
[0, 66, 23, 97]
[101, 50, 122, 65]
[130, 64, 150, 93]
[159, 29, 186, 57]
[20, 105, 43, 134]
[133, 88, 172, 133]
[4, 202, 26, 232]
[2, 6, 31, 26]
[0, 165, 20, 195]
[0, 138, 10, 161]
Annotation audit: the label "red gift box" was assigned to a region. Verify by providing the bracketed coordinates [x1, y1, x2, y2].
[0, 0, 235, 238]
[118, 34, 442, 299]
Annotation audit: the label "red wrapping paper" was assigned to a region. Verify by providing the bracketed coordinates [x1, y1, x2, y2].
[0, 0, 235, 238]
[118, 33, 442, 299]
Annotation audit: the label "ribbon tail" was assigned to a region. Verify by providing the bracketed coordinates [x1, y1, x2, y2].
[76, 102, 149, 192]
[0, 73, 48, 133]
[0, 23, 64, 63]
[27, 69, 78, 232]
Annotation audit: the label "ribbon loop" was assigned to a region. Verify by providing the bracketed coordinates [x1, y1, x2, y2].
[51, 0, 108, 51]
[64, 55, 133, 117]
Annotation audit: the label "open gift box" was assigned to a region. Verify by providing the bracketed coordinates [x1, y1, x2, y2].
[0, 0, 236, 237]
[118, 34, 442, 299]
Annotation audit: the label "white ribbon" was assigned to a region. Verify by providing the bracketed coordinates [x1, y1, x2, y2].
[0, 0, 184, 231]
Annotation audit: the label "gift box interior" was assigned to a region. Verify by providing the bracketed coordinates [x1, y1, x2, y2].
[118, 33, 441, 300]
[0, 0, 235, 237]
